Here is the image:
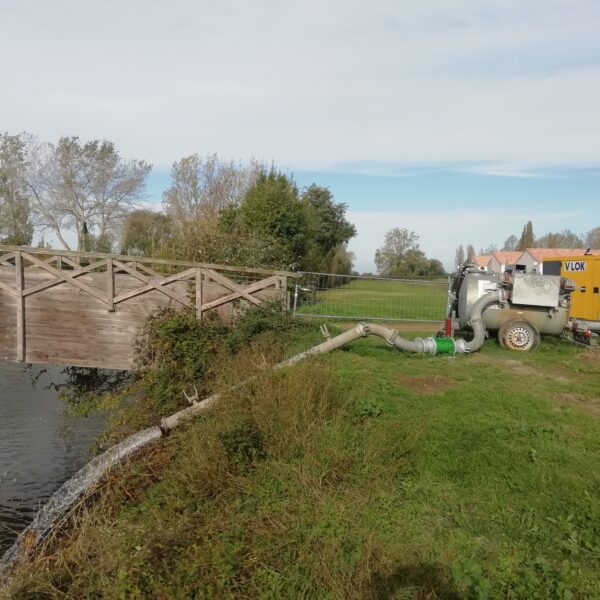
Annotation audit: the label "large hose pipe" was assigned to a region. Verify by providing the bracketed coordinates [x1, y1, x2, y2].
[463, 290, 503, 353]
[162, 302, 508, 433]
[160, 323, 371, 432]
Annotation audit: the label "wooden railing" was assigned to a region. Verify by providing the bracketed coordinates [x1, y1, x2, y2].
[0, 246, 296, 369]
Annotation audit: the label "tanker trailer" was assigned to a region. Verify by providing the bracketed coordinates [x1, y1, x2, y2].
[448, 264, 574, 351]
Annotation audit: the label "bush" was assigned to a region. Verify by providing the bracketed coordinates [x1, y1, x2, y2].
[109, 304, 315, 432]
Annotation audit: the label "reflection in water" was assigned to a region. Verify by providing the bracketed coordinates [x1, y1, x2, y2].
[0, 362, 121, 554]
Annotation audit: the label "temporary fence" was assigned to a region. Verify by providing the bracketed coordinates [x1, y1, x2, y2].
[292, 272, 450, 323]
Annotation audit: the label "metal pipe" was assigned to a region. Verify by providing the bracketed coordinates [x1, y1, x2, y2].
[463, 290, 503, 352]
[159, 323, 371, 432]
[274, 322, 369, 368]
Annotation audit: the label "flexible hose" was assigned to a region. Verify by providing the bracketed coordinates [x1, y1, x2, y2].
[463, 290, 502, 352]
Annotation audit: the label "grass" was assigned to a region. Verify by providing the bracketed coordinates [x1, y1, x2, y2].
[295, 277, 449, 321]
[4, 324, 600, 599]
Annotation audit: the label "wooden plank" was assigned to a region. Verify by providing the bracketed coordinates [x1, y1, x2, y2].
[107, 257, 115, 311]
[201, 274, 277, 311]
[281, 275, 288, 311]
[21, 253, 109, 306]
[195, 268, 203, 319]
[0, 252, 15, 264]
[203, 269, 264, 307]
[131, 262, 160, 277]
[112, 261, 194, 308]
[15, 251, 25, 361]
[22, 259, 108, 297]
[0, 244, 297, 277]
[0, 279, 16, 297]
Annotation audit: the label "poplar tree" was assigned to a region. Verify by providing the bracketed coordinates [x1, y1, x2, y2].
[517, 221, 535, 251]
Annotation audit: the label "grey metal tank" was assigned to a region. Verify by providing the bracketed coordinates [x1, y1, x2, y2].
[452, 270, 569, 350]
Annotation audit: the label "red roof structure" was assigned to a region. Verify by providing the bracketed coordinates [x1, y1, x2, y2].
[491, 251, 522, 265]
[525, 248, 600, 260]
[471, 255, 491, 268]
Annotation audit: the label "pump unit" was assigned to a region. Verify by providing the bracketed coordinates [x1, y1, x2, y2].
[448, 265, 572, 351]
[543, 254, 600, 344]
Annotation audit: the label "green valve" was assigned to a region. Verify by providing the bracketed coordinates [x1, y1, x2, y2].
[434, 337, 456, 355]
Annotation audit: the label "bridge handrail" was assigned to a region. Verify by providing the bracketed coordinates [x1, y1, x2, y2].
[0, 245, 299, 278]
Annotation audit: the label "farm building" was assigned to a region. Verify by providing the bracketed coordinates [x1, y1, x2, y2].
[518, 248, 600, 274]
[488, 251, 522, 273]
[471, 255, 491, 270]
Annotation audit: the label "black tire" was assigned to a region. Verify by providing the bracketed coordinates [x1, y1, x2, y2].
[498, 320, 540, 351]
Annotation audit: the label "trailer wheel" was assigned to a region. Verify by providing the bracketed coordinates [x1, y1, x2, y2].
[498, 320, 540, 351]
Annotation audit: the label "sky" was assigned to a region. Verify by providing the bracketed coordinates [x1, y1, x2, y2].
[2, 0, 599, 272]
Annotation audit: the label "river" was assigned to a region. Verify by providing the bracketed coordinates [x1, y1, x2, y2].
[0, 361, 106, 555]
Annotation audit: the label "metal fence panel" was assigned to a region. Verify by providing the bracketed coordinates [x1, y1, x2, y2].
[293, 272, 450, 322]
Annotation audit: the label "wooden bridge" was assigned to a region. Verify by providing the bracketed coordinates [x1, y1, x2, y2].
[0, 246, 293, 370]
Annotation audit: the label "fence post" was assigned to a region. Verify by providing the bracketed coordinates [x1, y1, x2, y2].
[281, 275, 288, 312]
[107, 257, 115, 311]
[15, 250, 25, 362]
[195, 268, 203, 319]
[292, 284, 299, 316]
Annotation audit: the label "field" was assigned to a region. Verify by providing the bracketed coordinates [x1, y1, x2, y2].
[5, 326, 600, 598]
[294, 276, 449, 321]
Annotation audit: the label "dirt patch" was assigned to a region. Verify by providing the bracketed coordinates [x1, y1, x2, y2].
[577, 349, 600, 364]
[395, 375, 458, 395]
[492, 358, 571, 383]
[552, 392, 600, 416]
[503, 359, 538, 377]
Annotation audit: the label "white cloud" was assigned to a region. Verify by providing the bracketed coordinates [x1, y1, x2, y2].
[347, 208, 587, 274]
[1, 1, 599, 170]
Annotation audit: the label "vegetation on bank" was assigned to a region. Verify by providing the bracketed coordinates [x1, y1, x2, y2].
[1, 308, 600, 599]
[4, 307, 600, 598]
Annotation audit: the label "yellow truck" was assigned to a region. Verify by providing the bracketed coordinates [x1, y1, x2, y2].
[543, 254, 600, 343]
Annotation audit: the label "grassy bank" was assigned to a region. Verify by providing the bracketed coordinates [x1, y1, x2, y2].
[4, 321, 600, 598]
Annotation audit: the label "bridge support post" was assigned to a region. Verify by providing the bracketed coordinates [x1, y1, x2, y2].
[15, 251, 25, 362]
[107, 258, 115, 311]
[281, 275, 288, 312]
[195, 268, 203, 319]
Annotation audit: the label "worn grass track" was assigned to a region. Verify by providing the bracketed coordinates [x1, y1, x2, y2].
[5, 330, 600, 599]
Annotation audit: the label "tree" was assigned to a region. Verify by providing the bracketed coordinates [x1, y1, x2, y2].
[479, 244, 498, 255]
[121, 209, 174, 256]
[26, 136, 151, 251]
[375, 228, 420, 276]
[466, 244, 476, 262]
[454, 244, 465, 268]
[0, 133, 33, 245]
[517, 221, 534, 251]
[536, 229, 583, 248]
[585, 226, 600, 249]
[427, 258, 446, 277]
[502, 235, 518, 251]
[218, 168, 308, 269]
[301, 184, 356, 272]
[375, 228, 446, 277]
[162, 153, 262, 228]
[328, 244, 355, 275]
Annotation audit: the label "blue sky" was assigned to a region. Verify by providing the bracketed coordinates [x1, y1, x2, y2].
[147, 165, 599, 272]
[2, 0, 599, 271]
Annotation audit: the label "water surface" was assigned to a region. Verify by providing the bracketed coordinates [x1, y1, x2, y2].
[0, 362, 105, 554]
